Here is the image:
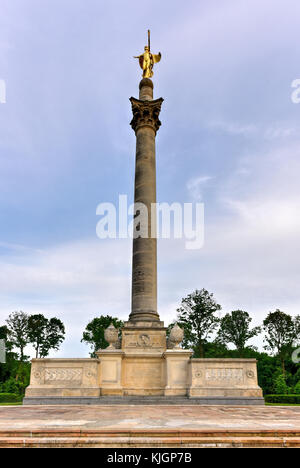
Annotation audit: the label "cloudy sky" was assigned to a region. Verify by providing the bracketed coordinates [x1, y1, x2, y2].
[0, 0, 300, 357]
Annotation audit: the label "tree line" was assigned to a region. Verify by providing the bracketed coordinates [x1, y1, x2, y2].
[1, 288, 300, 396]
[172, 289, 300, 373]
[0, 311, 65, 395]
[80, 289, 300, 395]
[0, 311, 65, 360]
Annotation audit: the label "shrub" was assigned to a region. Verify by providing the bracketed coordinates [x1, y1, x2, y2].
[265, 394, 300, 404]
[0, 393, 22, 403]
[293, 381, 300, 394]
[273, 373, 290, 394]
[0, 376, 27, 395]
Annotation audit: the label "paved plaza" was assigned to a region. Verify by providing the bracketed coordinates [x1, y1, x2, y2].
[0, 405, 299, 447]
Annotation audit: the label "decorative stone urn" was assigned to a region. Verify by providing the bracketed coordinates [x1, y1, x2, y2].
[104, 324, 118, 349]
[169, 324, 184, 349]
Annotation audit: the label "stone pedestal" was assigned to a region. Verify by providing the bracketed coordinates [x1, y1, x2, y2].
[121, 320, 166, 396]
[96, 349, 124, 396]
[24, 355, 264, 404]
[188, 358, 263, 399]
[25, 359, 100, 398]
[164, 350, 193, 396]
[122, 321, 166, 353]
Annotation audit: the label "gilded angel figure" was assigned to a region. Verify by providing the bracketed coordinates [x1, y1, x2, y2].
[134, 31, 161, 79]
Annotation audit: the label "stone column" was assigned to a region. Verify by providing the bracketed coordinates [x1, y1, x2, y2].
[128, 78, 163, 323]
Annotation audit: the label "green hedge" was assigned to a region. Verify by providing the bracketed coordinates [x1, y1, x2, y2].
[265, 394, 300, 404]
[0, 393, 22, 403]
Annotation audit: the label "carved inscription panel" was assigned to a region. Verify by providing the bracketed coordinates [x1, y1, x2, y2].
[205, 368, 244, 386]
[32, 368, 83, 385]
[123, 331, 166, 351]
[45, 368, 82, 384]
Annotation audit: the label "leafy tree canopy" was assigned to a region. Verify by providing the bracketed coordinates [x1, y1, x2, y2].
[263, 309, 299, 373]
[176, 288, 221, 358]
[217, 310, 261, 356]
[27, 314, 65, 358]
[5, 311, 29, 361]
[81, 315, 124, 357]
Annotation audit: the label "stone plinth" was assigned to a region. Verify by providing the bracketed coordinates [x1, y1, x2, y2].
[122, 354, 165, 396]
[24, 355, 264, 404]
[122, 321, 166, 354]
[188, 358, 263, 399]
[25, 359, 100, 398]
[164, 350, 193, 396]
[96, 349, 124, 396]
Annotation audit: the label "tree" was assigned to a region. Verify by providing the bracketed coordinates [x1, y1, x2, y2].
[176, 289, 221, 358]
[42, 317, 66, 357]
[294, 315, 300, 345]
[263, 310, 298, 374]
[5, 311, 29, 361]
[81, 315, 124, 357]
[27, 314, 65, 358]
[217, 310, 261, 357]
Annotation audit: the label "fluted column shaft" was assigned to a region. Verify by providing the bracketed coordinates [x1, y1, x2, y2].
[129, 79, 163, 322]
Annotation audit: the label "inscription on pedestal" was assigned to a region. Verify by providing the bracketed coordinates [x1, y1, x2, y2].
[123, 331, 166, 351]
[44, 368, 83, 384]
[32, 367, 83, 385]
[205, 368, 243, 385]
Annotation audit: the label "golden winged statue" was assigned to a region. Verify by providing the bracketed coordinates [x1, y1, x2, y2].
[134, 30, 161, 79]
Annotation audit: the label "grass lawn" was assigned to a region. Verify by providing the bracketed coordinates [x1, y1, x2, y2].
[0, 402, 22, 406]
[265, 403, 300, 406]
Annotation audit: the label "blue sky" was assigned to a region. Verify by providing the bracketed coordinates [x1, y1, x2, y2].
[0, 0, 300, 357]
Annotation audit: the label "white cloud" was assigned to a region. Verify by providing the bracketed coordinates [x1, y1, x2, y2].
[0, 238, 132, 357]
[264, 126, 297, 140]
[207, 120, 299, 141]
[207, 120, 257, 137]
[186, 175, 213, 201]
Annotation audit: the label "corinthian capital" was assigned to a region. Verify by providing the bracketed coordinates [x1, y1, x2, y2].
[130, 97, 164, 134]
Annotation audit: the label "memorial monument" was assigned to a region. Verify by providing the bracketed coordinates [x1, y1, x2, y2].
[24, 32, 264, 405]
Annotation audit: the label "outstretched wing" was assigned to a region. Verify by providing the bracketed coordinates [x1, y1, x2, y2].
[138, 55, 144, 69]
[152, 52, 161, 64]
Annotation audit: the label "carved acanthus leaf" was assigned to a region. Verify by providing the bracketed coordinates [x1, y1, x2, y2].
[130, 97, 163, 133]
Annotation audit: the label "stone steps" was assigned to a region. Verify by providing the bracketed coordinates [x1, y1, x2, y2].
[23, 396, 265, 405]
[0, 429, 299, 447]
